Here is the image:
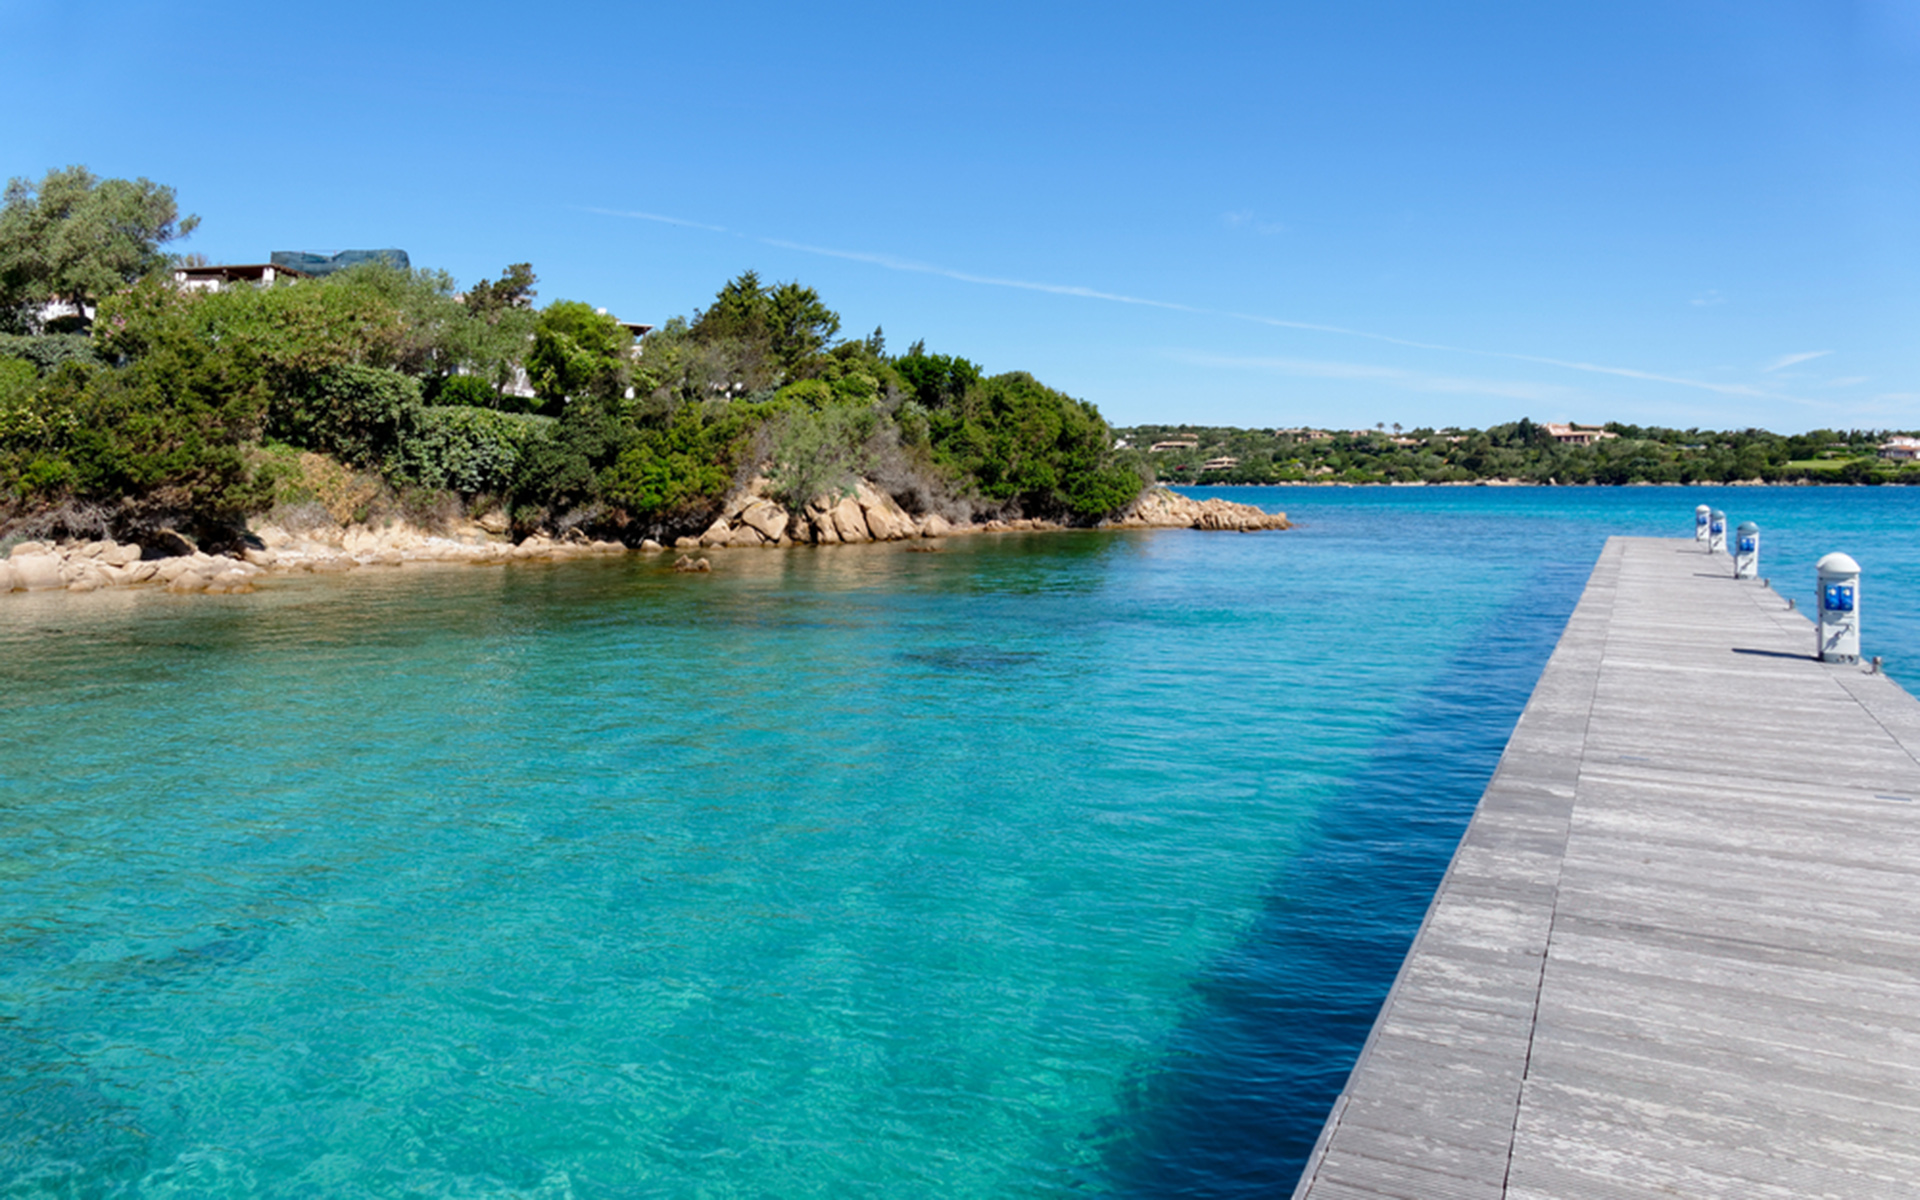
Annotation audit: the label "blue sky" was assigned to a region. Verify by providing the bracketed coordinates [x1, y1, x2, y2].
[5, 0, 1916, 433]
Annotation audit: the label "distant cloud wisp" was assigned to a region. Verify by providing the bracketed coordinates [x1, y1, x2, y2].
[1221, 210, 1287, 236]
[1764, 350, 1832, 372]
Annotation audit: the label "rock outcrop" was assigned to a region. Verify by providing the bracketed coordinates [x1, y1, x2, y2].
[704, 479, 940, 548]
[0, 518, 628, 602]
[1106, 487, 1290, 532]
[1, 481, 1289, 604]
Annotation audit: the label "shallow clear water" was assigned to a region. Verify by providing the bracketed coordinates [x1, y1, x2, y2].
[2, 486, 1915, 1198]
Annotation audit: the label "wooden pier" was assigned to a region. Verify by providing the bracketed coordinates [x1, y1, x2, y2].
[1293, 536, 1920, 1199]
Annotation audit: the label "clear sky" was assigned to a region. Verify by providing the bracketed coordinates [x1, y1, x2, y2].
[5, 0, 1916, 433]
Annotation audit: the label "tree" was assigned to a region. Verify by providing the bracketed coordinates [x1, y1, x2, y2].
[526, 301, 632, 416]
[464, 262, 538, 317]
[764, 280, 840, 374]
[689, 270, 841, 382]
[691, 270, 769, 345]
[0, 166, 199, 333]
[322, 260, 467, 378]
[895, 349, 983, 410]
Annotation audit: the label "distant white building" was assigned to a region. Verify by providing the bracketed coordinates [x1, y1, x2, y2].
[1543, 422, 1617, 446]
[172, 263, 310, 292]
[1878, 436, 1920, 462]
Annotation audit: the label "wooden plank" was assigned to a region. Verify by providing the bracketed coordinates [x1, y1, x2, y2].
[1294, 536, 1920, 1198]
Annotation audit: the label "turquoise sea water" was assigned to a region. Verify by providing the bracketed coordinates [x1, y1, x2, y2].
[3, 486, 1916, 1198]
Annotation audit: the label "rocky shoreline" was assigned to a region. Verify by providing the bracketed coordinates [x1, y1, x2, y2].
[0, 485, 1287, 600]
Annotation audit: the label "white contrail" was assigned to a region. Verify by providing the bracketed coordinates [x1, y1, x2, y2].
[580, 207, 731, 234]
[758, 239, 1205, 313]
[584, 206, 1820, 408]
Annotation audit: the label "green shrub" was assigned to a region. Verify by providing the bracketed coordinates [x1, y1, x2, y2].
[770, 378, 835, 411]
[0, 357, 36, 406]
[927, 371, 1143, 519]
[600, 403, 754, 523]
[51, 362, 267, 519]
[431, 372, 502, 409]
[763, 403, 878, 511]
[389, 407, 555, 494]
[268, 364, 422, 468]
[0, 333, 103, 374]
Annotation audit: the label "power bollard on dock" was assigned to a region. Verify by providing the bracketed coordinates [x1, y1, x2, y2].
[1694, 503, 1710, 543]
[1816, 552, 1861, 664]
[1707, 508, 1726, 555]
[1734, 521, 1759, 579]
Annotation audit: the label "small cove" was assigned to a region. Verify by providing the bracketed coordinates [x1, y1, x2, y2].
[3, 486, 1917, 1197]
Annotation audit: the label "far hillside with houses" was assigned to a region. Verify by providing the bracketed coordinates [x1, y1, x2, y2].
[1113, 418, 1920, 486]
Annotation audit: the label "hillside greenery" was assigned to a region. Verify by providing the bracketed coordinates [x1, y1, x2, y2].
[0, 169, 1147, 543]
[1119, 420, 1920, 487]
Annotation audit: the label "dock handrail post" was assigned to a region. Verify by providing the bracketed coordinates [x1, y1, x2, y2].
[1708, 509, 1727, 555]
[1695, 503, 1711, 542]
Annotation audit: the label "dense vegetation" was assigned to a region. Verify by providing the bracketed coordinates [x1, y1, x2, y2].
[0, 168, 1145, 543]
[1119, 420, 1920, 486]
[7, 166, 1909, 550]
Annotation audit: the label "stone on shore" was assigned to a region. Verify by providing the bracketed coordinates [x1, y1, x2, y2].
[856, 482, 915, 540]
[735, 500, 789, 543]
[61, 562, 109, 592]
[827, 495, 868, 543]
[10, 554, 64, 591]
[1109, 487, 1290, 532]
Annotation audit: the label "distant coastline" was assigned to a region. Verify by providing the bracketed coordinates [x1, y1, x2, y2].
[1127, 422, 1920, 488]
[1177, 477, 1855, 488]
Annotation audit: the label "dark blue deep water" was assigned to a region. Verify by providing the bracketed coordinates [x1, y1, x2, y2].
[2, 486, 1915, 1197]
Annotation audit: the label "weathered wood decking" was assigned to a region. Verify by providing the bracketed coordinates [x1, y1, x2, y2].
[1293, 536, 1920, 1199]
